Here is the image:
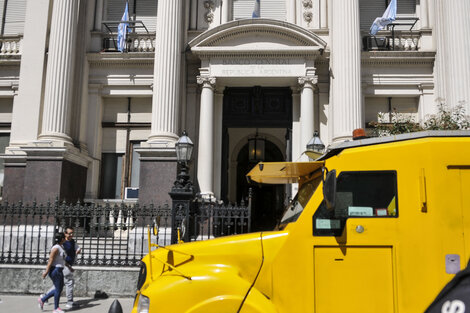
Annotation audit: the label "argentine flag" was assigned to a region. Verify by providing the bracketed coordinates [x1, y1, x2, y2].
[117, 2, 129, 52]
[370, 0, 397, 35]
[252, 0, 260, 18]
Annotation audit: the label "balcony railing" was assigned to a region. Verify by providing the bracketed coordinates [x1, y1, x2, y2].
[0, 35, 22, 55]
[102, 32, 156, 52]
[100, 21, 155, 53]
[363, 31, 421, 51]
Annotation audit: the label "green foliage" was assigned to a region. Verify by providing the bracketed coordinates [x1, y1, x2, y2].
[424, 103, 470, 130]
[370, 103, 470, 137]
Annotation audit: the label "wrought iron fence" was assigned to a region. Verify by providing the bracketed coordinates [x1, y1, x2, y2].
[0, 197, 250, 267]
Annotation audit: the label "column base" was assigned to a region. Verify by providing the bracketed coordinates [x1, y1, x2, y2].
[37, 133, 74, 145]
[135, 146, 178, 206]
[1, 144, 90, 204]
[146, 132, 179, 145]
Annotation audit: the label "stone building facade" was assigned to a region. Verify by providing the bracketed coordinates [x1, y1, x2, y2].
[0, 1, 468, 227]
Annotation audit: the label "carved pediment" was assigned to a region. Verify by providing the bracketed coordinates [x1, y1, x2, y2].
[189, 19, 327, 57]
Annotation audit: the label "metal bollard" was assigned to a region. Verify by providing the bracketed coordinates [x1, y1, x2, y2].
[108, 299, 123, 313]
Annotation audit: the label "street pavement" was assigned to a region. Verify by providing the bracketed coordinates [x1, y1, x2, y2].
[0, 294, 134, 313]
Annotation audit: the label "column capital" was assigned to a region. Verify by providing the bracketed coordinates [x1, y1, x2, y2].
[197, 76, 216, 88]
[298, 76, 318, 88]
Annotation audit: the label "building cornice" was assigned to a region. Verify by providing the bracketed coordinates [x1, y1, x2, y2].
[361, 51, 436, 66]
[0, 55, 21, 66]
[87, 52, 154, 67]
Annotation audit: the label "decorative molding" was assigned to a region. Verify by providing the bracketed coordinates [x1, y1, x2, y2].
[192, 51, 323, 59]
[361, 51, 436, 66]
[189, 19, 327, 50]
[303, 11, 313, 24]
[302, 0, 313, 25]
[298, 76, 318, 87]
[87, 53, 155, 67]
[302, 0, 313, 8]
[197, 76, 216, 88]
[203, 0, 215, 24]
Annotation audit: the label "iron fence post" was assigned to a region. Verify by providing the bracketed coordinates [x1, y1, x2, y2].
[168, 162, 194, 244]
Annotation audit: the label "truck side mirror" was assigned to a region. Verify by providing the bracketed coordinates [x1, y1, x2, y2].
[323, 169, 337, 210]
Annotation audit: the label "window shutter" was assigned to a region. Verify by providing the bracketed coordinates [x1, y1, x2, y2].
[397, 0, 416, 15]
[105, 0, 134, 30]
[3, 0, 26, 35]
[135, 0, 157, 33]
[233, 0, 286, 21]
[105, 0, 156, 33]
[359, 0, 386, 32]
[0, 0, 4, 33]
[261, 0, 286, 21]
[233, 0, 253, 20]
[360, 0, 416, 32]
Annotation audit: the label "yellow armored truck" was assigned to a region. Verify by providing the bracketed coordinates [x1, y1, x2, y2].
[132, 131, 470, 313]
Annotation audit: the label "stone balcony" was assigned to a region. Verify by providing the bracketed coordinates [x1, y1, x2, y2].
[101, 32, 156, 53]
[363, 30, 422, 51]
[0, 35, 22, 55]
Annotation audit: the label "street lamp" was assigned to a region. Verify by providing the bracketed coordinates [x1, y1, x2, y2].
[306, 131, 325, 161]
[169, 131, 194, 244]
[248, 130, 265, 163]
[175, 130, 194, 165]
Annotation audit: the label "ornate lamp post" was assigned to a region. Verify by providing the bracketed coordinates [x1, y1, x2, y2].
[306, 131, 325, 161]
[169, 131, 194, 244]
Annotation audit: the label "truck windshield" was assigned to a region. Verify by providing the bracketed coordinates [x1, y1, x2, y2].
[278, 176, 322, 229]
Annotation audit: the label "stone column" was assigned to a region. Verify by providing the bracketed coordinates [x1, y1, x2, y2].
[329, 0, 362, 142]
[291, 86, 301, 196]
[299, 76, 317, 155]
[287, 0, 296, 24]
[420, 0, 429, 29]
[291, 87, 301, 162]
[435, 0, 470, 112]
[196, 76, 216, 198]
[39, 0, 80, 144]
[320, 0, 328, 29]
[137, 1, 184, 206]
[190, 0, 198, 29]
[213, 87, 224, 199]
[85, 84, 103, 199]
[222, 0, 231, 24]
[148, 0, 183, 143]
[8, 0, 50, 146]
[318, 82, 330, 144]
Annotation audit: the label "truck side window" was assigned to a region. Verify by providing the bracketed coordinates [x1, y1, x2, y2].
[278, 176, 322, 229]
[313, 171, 398, 236]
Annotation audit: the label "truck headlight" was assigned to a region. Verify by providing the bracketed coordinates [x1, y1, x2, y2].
[137, 294, 150, 313]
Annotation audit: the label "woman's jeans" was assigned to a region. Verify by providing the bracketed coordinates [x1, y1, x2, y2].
[42, 266, 64, 309]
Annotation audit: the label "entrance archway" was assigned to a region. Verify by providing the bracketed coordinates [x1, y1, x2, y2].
[236, 139, 284, 231]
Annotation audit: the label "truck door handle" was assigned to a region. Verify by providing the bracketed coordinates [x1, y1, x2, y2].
[355, 225, 364, 233]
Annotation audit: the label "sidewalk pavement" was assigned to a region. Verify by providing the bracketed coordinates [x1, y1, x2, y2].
[0, 294, 134, 313]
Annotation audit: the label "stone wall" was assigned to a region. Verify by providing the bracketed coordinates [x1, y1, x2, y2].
[0, 265, 138, 297]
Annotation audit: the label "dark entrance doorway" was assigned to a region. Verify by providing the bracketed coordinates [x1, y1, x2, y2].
[221, 86, 292, 231]
[236, 140, 285, 231]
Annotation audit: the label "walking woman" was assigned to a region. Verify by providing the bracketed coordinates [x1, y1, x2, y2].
[38, 232, 67, 313]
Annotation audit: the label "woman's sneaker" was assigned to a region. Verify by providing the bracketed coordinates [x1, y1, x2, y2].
[65, 302, 79, 309]
[39, 294, 49, 305]
[52, 308, 65, 313]
[37, 297, 44, 310]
